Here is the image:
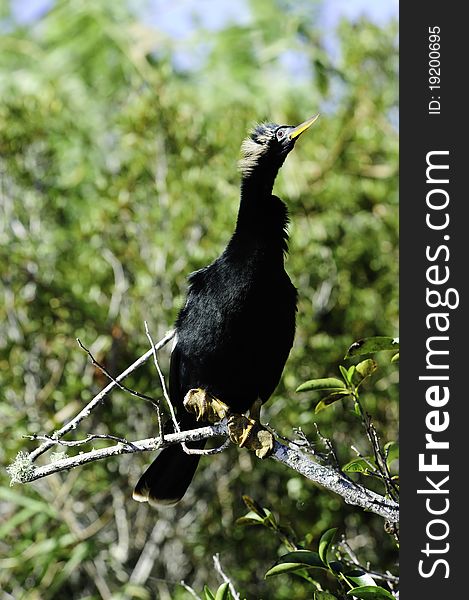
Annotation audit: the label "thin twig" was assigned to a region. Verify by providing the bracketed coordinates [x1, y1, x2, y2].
[180, 581, 202, 600]
[314, 422, 341, 468]
[370, 420, 400, 498]
[340, 536, 399, 585]
[352, 392, 399, 502]
[24, 432, 139, 450]
[144, 321, 174, 443]
[28, 329, 176, 462]
[144, 321, 230, 456]
[270, 427, 326, 465]
[350, 445, 382, 477]
[77, 338, 161, 411]
[290, 427, 319, 452]
[199, 438, 232, 455]
[213, 553, 240, 600]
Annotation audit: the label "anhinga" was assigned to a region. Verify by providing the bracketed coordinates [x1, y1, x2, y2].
[133, 114, 319, 506]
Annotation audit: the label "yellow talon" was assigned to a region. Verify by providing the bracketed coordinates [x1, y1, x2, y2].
[227, 412, 275, 459]
[183, 388, 229, 423]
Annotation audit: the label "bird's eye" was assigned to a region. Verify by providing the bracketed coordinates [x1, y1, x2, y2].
[276, 128, 286, 141]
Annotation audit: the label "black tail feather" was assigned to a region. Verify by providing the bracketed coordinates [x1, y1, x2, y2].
[133, 440, 206, 506]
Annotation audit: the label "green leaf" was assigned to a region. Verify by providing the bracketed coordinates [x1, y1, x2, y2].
[204, 586, 216, 600]
[237, 506, 276, 530]
[215, 582, 230, 600]
[346, 585, 395, 599]
[391, 352, 399, 363]
[345, 568, 377, 587]
[319, 528, 337, 565]
[355, 359, 378, 382]
[342, 457, 375, 474]
[296, 378, 346, 393]
[265, 550, 326, 578]
[339, 365, 350, 383]
[265, 563, 310, 578]
[345, 337, 399, 358]
[315, 593, 338, 600]
[384, 441, 399, 467]
[241, 495, 267, 518]
[263, 508, 278, 528]
[315, 391, 350, 414]
[236, 511, 265, 526]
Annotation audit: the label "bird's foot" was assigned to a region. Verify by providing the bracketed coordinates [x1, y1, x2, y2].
[183, 388, 229, 423]
[227, 414, 275, 459]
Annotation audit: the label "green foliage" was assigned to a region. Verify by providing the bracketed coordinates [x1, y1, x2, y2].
[262, 523, 394, 598]
[296, 338, 392, 420]
[296, 337, 399, 498]
[319, 527, 337, 565]
[347, 586, 395, 599]
[345, 337, 399, 359]
[214, 583, 231, 600]
[1, 1, 398, 598]
[243, 338, 399, 596]
[296, 377, 346, 392]
[265, 550, 326, 577]
[203, 583, 234, 600]
[342, 457, 375, 475]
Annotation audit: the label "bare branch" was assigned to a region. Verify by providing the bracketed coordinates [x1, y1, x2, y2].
[19, 422, 227, 482]
[28, 329, 175, 463]
[213, 553, 240, 600]
[15, 420, 398, 522]
[76, 337, 161, 411]
[144, 321, 176, 444]
[15, 329, 398, 523]
[314, 422, 341, 468]
[180, 581, 202, 600]
[24, 432, 139, 449]
[271, 439, 398, 522]
[353, 393, 399, 502]
[339, 536, 399, 585]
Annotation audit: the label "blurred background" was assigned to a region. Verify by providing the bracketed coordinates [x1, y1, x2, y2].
[0, 0, 398, 598]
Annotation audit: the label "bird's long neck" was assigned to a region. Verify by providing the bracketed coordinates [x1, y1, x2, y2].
[228, 164, 289, 259]
[239, 159, 279, 199]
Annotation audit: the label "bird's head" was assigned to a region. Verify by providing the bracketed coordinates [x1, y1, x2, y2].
[239, 114, 319, 177]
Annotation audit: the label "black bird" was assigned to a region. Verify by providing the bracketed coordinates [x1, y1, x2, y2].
[133, 114, 319, 506]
